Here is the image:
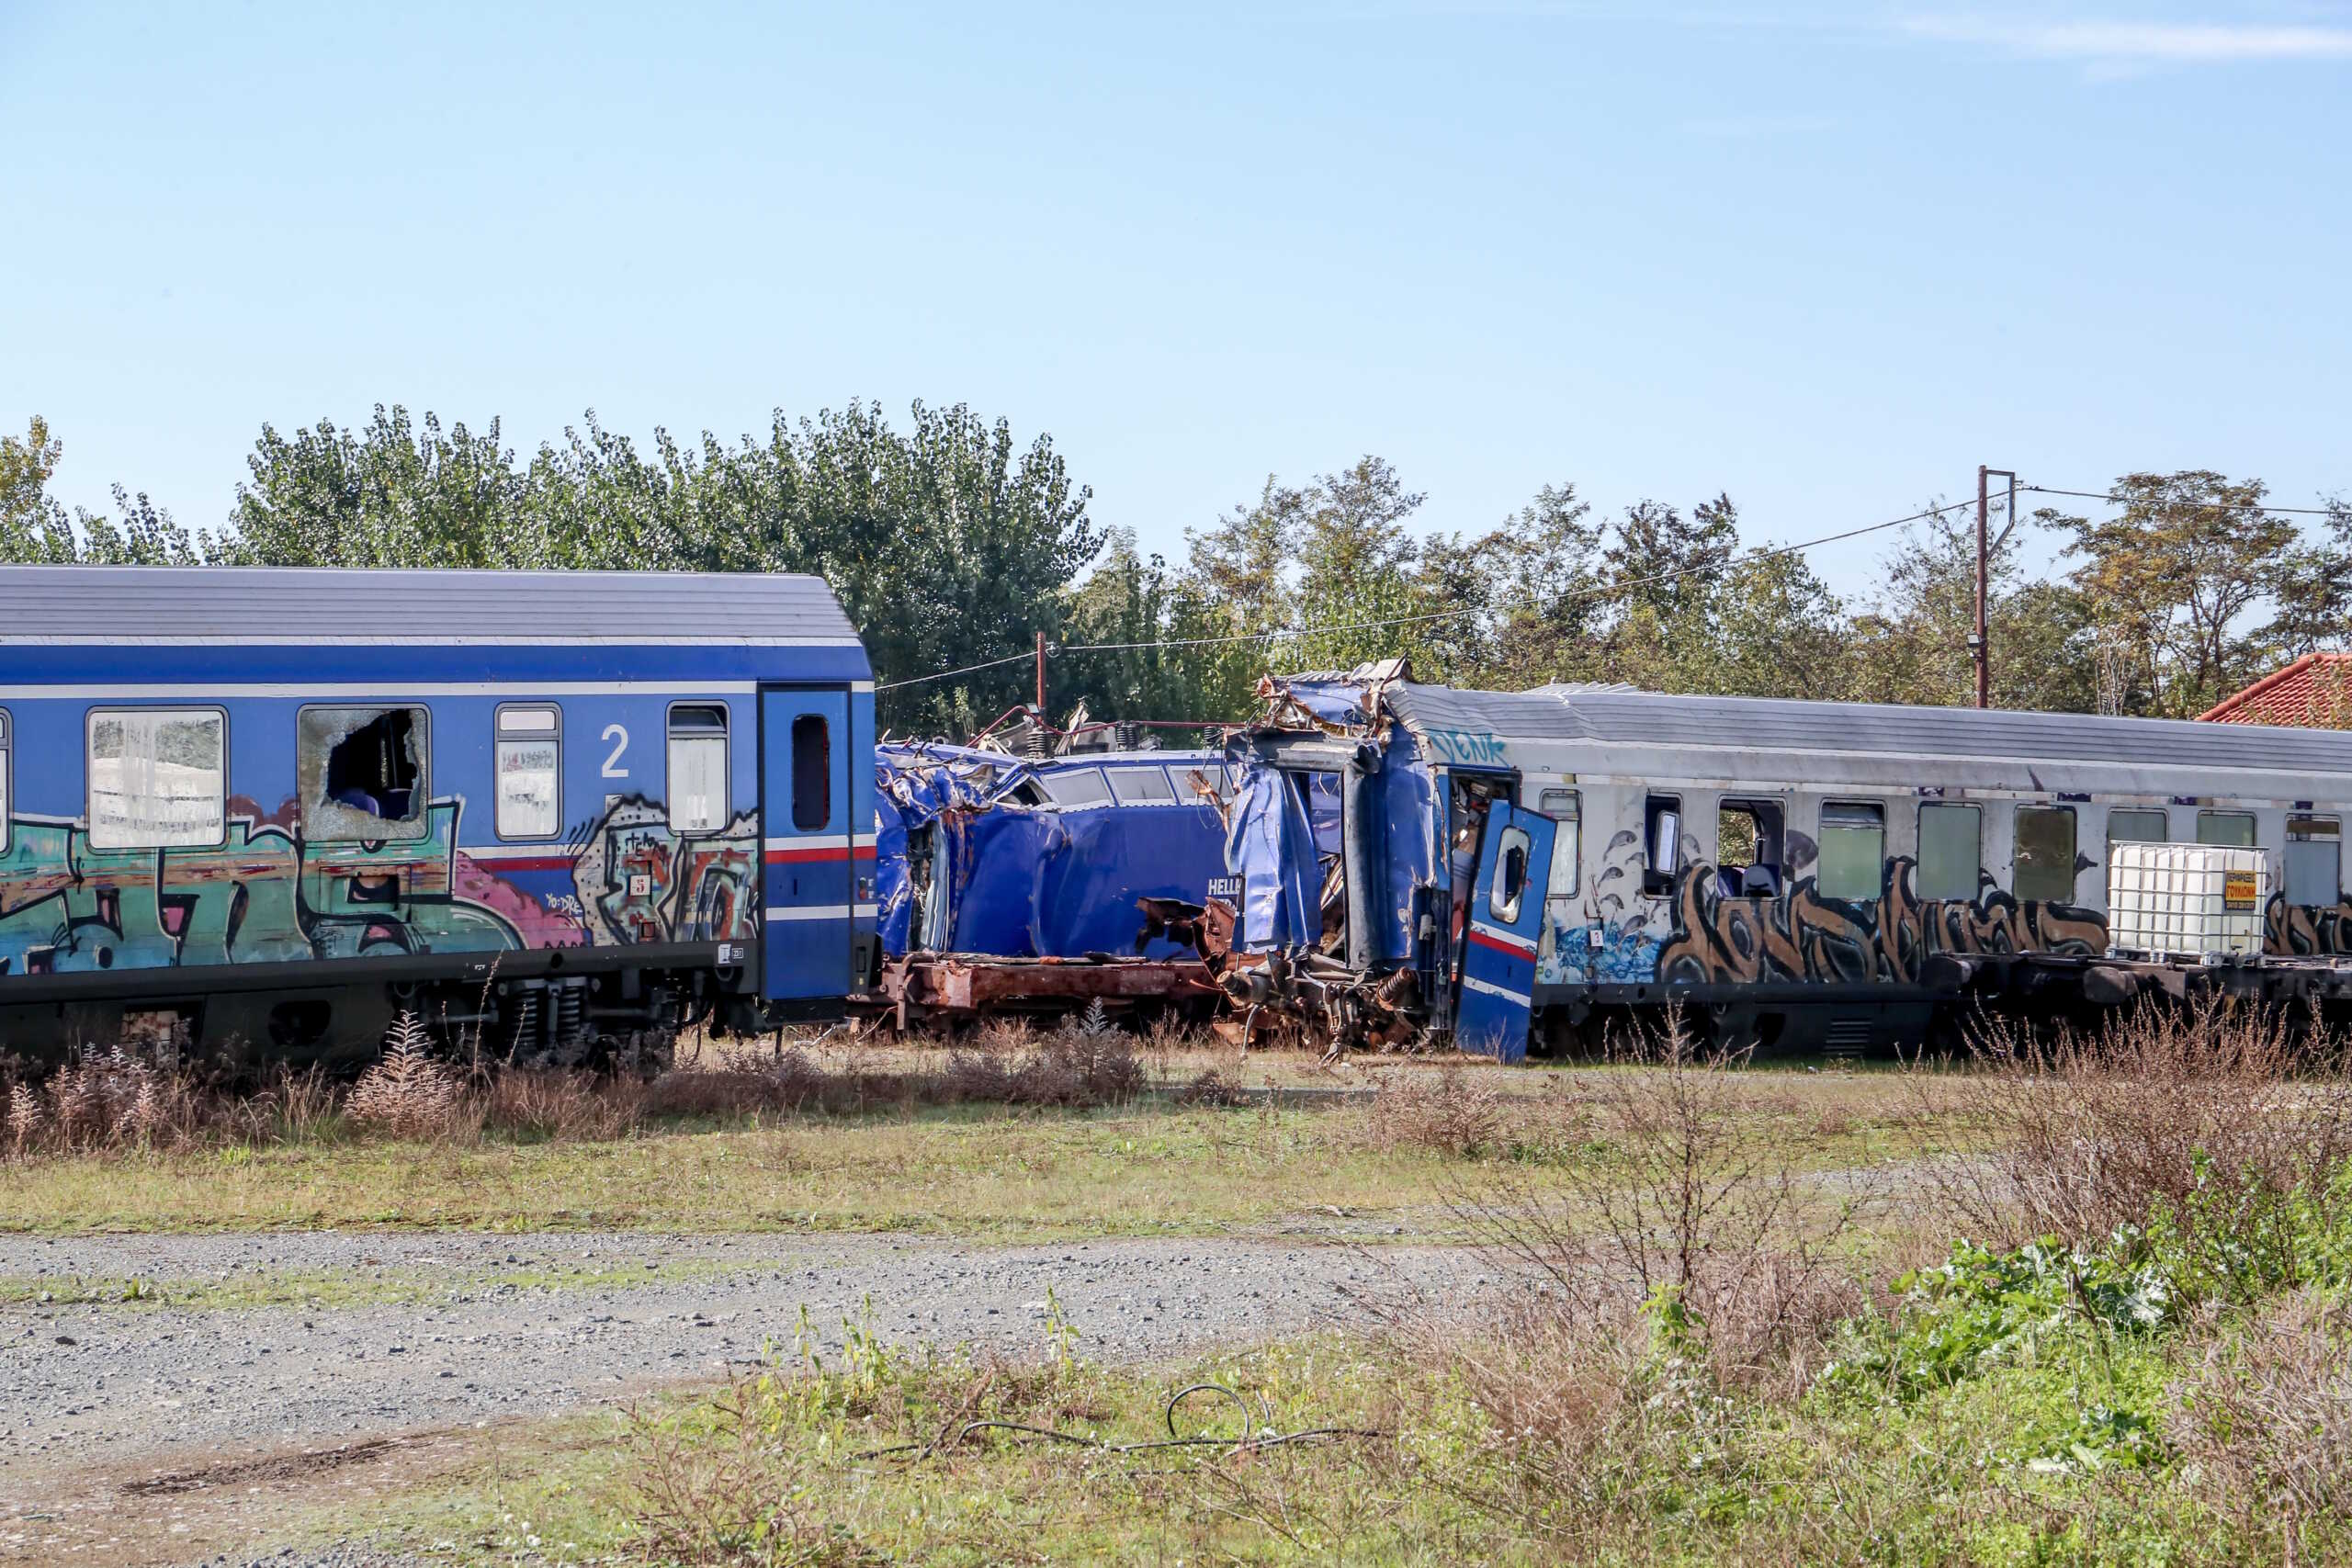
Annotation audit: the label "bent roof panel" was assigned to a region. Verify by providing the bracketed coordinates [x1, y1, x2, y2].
[1383, 682, 2352, 777]
[0, 566, 861, 648]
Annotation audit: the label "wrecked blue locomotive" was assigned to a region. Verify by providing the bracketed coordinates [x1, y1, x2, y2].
[0, 567, 876, 1065]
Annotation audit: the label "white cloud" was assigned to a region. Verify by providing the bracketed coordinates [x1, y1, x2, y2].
[1904, 15, 2352, 63]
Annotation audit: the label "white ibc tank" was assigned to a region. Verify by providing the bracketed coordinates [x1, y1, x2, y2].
[2106, 841, 2272, 961]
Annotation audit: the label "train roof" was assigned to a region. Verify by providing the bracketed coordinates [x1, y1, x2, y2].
[0, 566, 862, 648]
[1381, 682, 2352, 777]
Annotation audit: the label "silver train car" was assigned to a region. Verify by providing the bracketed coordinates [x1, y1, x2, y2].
[1225, 668, 2352, 1057]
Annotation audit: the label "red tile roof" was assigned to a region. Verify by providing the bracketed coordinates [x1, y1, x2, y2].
[2199, 652, 2352, 726]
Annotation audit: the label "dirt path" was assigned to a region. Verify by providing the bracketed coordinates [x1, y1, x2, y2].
[1, 1231, 1480, 1562]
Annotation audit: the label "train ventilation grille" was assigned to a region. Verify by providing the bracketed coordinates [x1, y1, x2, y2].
[1823, 1019, 1873, 1058]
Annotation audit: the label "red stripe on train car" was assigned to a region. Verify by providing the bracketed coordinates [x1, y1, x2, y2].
[1467, 926, 1537, 961]
[763, 842, 877, 865]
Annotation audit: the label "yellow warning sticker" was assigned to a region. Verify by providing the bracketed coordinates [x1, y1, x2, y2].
[2223, 870, 2259, 910]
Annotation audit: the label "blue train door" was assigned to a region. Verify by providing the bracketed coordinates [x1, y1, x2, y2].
[1456, 803, 1556, 1063]
[760, 687, 854, 1000]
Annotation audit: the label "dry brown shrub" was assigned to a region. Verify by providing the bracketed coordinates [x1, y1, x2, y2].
[1365, 1062, 1505, 1157]
[2169, 1289, 2352, 1554]
[1906, 996, 2352, 1249]
[1435, 1011, 1871, 1397]
[486, 1068, 646, 1140]
[346, 1014, 475, 1140]
[1178, 1067, 1246, 1107]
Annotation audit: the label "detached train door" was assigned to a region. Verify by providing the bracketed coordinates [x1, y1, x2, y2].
[1456, 804, 1557, 1064]
[759, 686, 854, 1001]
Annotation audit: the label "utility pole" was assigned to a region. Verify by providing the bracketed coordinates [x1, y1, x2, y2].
[1973, 466, 2018, 709]
[1035, 631, 1047, 720]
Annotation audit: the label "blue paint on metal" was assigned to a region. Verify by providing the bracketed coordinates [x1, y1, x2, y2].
[1457, 803, 1555, 1063]
[1226, 754, 1320, 952]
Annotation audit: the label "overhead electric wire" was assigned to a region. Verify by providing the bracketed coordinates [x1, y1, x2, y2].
[2021, 484, 2346, 518]
[874, 649, 1038, 693]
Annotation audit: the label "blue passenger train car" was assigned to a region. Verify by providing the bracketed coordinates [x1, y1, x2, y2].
[0, 568, 876, 1065]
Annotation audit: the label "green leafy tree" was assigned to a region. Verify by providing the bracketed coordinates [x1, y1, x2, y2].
[2060, 471, 2298, 718]
[1, 415, 199, 565]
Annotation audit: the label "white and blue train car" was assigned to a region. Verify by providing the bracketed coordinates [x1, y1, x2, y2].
[0, 567, 876, 1065]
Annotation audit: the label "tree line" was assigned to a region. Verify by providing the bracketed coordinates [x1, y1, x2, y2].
[5, 405, 2346, 732]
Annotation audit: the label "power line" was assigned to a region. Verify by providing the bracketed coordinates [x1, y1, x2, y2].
[2022, 484, 2346, 518]
[1055, 495, 1984, 657]
[876, 494, 1987, 691]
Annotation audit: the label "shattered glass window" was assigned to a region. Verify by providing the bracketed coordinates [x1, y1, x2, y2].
[1491, 824, 1532, 923]
[496, 705, 561, 840]
[88, 708, 227, 849]
[298, 706, 429, 842]
[1108, 766, 1176, 805]
[667, 704, 729, 832]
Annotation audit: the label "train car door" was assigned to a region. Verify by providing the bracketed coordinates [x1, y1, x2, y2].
[759, 687, 854, 1000]
[1456, 803, 1556, 1063]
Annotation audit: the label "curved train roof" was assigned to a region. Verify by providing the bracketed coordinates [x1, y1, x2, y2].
[1382, 682, 2352, 779]
[0, 566, 861, 648]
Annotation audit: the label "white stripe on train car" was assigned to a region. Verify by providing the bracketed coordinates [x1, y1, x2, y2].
[1461, 975, 1532, 1007]
[765, 903, 881, 922]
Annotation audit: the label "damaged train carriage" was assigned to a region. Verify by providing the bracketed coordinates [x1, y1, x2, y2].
[1223, 664, 2352, 1060]
[869, 744, 1249, 1023]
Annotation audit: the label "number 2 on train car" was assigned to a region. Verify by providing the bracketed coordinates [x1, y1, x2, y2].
[760, 688, 854, 999]
[1457, 803, 1556, 1064]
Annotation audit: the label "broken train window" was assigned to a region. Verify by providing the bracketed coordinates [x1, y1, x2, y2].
[496, 705, 562, 840]
[299, 705, 429, 842]
[1489, 823, 1532, 923]
[667, 703, 730, 833]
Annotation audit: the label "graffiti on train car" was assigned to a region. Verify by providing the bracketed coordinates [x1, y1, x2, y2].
[2263, 894, 2352, 957]
[571, 796, 759, 947]
[0, 793, 762, 976]
[1539, 854, 2109, 988]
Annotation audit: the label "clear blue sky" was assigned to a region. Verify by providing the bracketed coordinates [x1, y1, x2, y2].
[4, 2, 2346, 601]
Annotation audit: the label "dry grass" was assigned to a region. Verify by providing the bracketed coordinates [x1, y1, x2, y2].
[1363, 1061, 1509, 1157]
[1906, 996, 2352, 1249]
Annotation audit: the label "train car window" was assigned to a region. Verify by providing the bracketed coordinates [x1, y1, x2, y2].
[2288, 817, 2341, 908]
[1642, 794, 1681, 895]
[1538, 788, 1581, 898]
[2108, 808, 2168, 845]
[1041, 769, 1112, 808]
[665, 705, 730, 832]
[1817, 802, 1885, 901]
[495, 705, 562, 840]
[298, 706, 430, 842]
[1490, 824, 1532, 923]
[2014, 805, 2077, 903]
[0, 709, 9, 854]
[790, 714, 831, 831]
[1716, 798, 1785, 896]
[86, 708, 227, 850]
[1109, 765, 1177, 806]
[2197, 810, 2256, 849]
[1166, 765, 1216, 806]
[1917, 803, 1982, 901]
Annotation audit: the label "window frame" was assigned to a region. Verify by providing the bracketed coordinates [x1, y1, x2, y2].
[2197, 809, 2257, 849]
[493, 702, 564, 843]
[1537, 787, 1581, 898]
[295, 702, 433, 844]
[2288, 815, 2343, 908]
[788, 712, 832, 833]
[1041, 767, 1113, 809]
[0, 707, 10, 855]
[2107, 807, 2169, 846]
[1917, 801, 1983, 903]
[1490, 822, 1532, 923]
[1107, 765, 1178, 806]
[84, 705, 231, 852]
[1816, 799, 1887, 902]
[2012, 803, 2078, 904]
[664, 700, 732, 834]
[1642, 792, 1683, 896]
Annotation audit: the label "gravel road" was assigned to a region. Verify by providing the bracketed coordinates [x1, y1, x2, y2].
[1, 1231, 1479, 1476]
